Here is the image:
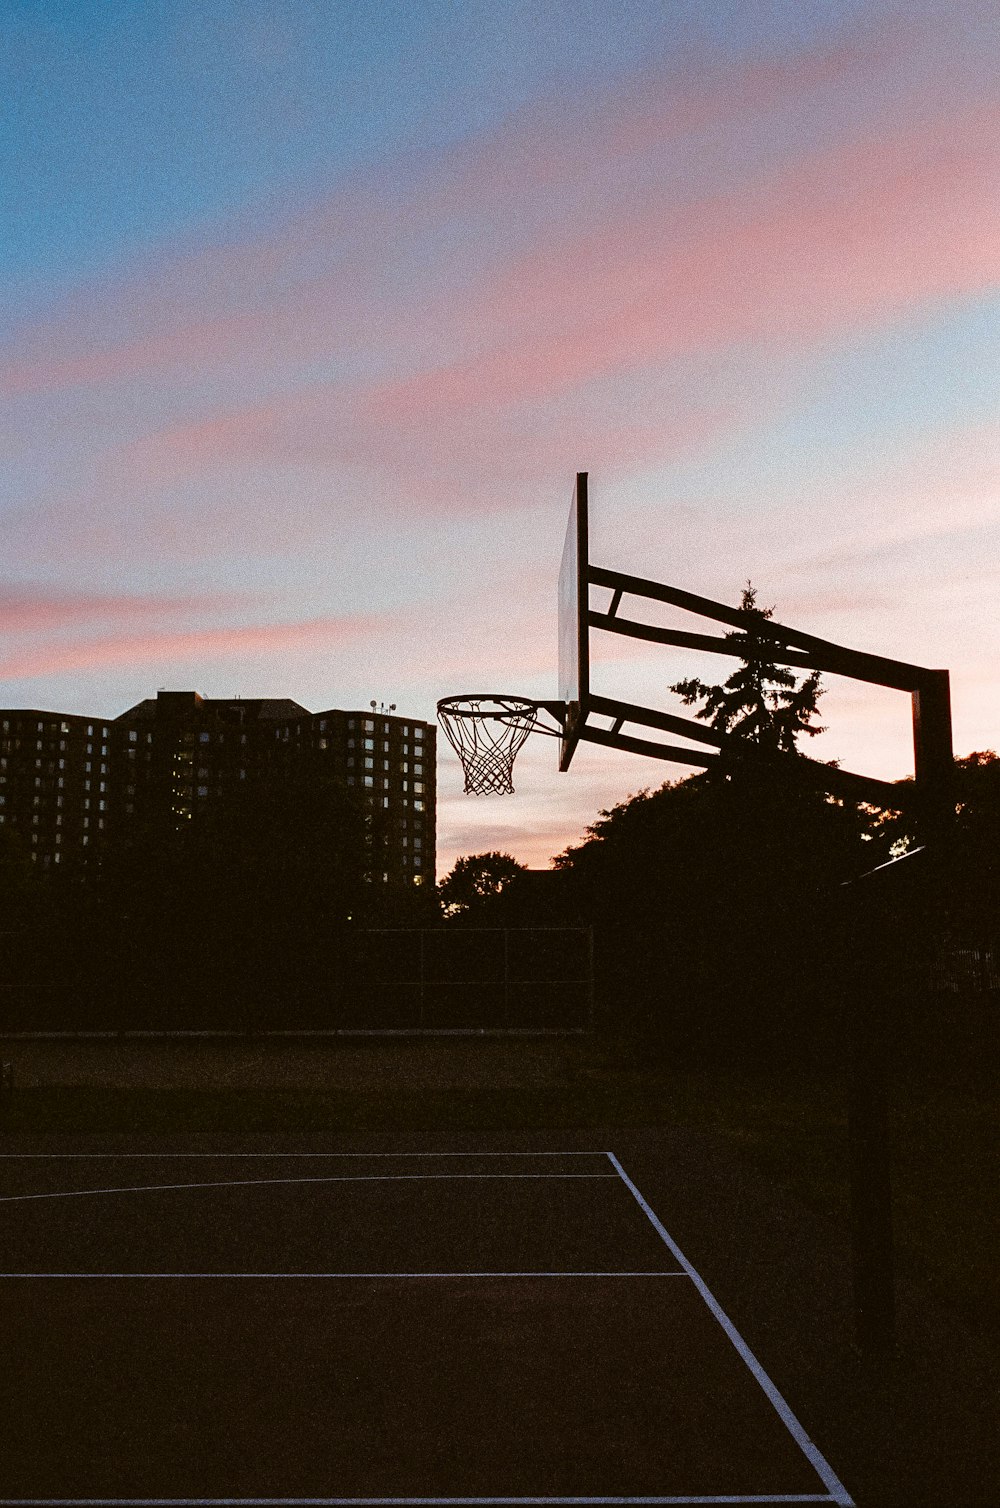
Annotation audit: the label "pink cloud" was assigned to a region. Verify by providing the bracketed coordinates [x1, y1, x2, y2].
[82, 91, 999, 509]
[0, 585, 251, 633]
[366, 103, 1000, 423]
[0, 615, 377, 682]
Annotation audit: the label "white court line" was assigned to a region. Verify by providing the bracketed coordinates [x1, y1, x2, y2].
[0, 1270, 689, 1279]
[605, 1154, 854, 1508]
[0, 1173, 615, 1205]
[0, 1496, 841, 1505]
[0, 1152, 606, 1158]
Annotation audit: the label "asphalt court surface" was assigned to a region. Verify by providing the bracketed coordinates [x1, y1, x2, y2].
[0, 1147, 852, 1504]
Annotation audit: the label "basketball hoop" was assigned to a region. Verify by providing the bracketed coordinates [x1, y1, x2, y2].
[437, 696, 564, 795]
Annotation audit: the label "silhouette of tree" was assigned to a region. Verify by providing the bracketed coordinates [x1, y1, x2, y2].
[873, 750, 1000, 948]
[438, 851, 527, 919]
[671, 583, 825, 756]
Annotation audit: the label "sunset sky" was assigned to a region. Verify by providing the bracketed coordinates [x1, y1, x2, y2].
[2, 0, 998, 874]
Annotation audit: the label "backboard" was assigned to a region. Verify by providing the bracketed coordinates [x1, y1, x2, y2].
[558, 472, 590, 770]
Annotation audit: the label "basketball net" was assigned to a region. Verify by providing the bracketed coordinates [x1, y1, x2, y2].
[437, 697, 560, 795]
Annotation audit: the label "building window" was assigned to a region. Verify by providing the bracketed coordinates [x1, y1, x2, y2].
[414, 782, 424, 794]
[87, 725, 93, 736]
[364, 757, 373, 770]
[318, 737, 327, 750]
[364, 776, 374, 788]
[414, 763, 423, 776]
[364, 738, 374, 751]
[197, 786, 208, 797]
[364, 719, 374, 732]
[413, 838, 422, 850]
[199, 732, 210, 743]
[414, 800, 424, 811]
[414, 728, 424, 741]
[129, 731, 138, 743]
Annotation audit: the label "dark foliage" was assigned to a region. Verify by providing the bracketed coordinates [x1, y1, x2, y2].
[555, 764, 880, 1062]
[437, 850, 528, 921]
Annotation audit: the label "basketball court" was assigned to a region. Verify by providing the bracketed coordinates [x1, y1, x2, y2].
[1, 477, 957, 1504]
[0, 1140, 852, 1505]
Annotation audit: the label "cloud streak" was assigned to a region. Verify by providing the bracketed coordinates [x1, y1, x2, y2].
[0, 614, 377, 683]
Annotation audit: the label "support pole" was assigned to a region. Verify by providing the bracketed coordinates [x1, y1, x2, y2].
[846, 965, 895, 1358]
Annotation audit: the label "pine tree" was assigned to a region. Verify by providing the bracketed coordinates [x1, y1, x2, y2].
[671, 583, 825, 756]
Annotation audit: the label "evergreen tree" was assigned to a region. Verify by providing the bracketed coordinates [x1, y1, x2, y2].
[671, 584, 825, 756]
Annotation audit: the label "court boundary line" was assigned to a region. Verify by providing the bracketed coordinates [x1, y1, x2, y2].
[0, 1172, 615, 1206]
[0, 1152, 607, 1160]
[605, 1153, 853, 1508]
[0, 1270, 689, 1279]
[0, 1495, 842, 1505]
[0, 1489, 838, 1501]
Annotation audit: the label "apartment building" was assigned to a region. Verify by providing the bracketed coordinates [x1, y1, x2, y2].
[0, 691, 436, 884]
[0, 709, 111, 870]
